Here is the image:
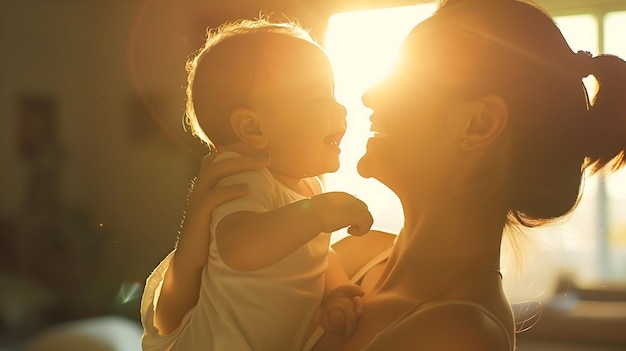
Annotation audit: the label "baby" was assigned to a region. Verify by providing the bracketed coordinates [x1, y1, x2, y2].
[141, 18, 373, 351]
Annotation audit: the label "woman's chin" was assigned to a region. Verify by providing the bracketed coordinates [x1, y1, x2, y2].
[357, 155, 375, 178]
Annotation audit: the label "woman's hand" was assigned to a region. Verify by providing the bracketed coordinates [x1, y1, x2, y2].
[180, 153, 270, 268]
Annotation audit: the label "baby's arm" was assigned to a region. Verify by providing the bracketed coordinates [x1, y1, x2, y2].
[216, 192, 373, 271]
[320, 249, 364, 338]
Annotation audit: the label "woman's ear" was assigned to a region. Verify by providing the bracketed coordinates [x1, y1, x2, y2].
[459, 94, 508, 150]
[229, 108, 269, 150]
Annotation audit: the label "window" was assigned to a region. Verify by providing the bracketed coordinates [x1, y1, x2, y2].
[521, 13, 626, 290]
[323, 4, 626, 300]
[602, 10, 626, 280]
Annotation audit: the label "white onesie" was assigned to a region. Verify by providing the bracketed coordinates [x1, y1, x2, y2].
[141, 152, 330, 351]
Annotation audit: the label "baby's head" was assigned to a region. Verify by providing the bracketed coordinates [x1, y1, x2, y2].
[186, 18, 347, 177]
[184, 18, 311, 148]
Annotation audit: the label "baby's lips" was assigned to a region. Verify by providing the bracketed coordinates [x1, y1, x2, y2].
[324, 130, 346, 145]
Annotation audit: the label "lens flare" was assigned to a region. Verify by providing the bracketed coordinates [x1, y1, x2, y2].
[116, 281, 141, 304]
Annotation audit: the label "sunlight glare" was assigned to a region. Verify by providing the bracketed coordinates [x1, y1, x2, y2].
[324, 4, 436, 237]
[325, 5, 435, 102]
[555, 15, 599, 105]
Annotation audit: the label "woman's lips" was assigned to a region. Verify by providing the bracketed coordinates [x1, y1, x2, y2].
[368, 118, 390, 139]
[369, 131, 389, 138]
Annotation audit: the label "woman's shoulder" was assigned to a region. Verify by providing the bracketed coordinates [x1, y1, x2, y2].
[331, 230, 396, 279]
[364, 300, 513, 351]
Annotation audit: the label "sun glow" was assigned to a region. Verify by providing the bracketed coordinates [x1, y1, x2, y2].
[323, 4, 437, 238]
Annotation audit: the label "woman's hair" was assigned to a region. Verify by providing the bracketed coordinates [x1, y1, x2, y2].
[421, 0, 626, 226]
[184, 17, 314, 150]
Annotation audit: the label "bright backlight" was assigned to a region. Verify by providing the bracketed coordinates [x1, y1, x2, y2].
[323, 4, 436, 236]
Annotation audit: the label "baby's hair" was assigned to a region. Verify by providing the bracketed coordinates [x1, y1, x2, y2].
[184, 16, 315, 151]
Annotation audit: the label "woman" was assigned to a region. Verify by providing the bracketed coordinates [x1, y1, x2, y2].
[145, 0, 626, 350]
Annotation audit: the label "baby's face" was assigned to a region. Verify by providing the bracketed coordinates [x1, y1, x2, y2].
[250, 37, 347, 178]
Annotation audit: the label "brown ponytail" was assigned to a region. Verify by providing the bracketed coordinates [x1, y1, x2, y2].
[584, 54, 626, 173]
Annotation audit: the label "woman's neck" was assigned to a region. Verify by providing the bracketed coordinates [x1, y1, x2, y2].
[374, 181, 507, 296]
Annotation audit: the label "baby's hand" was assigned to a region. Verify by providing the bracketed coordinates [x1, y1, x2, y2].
[320, 284, 365, 338]
[308, 192, 373, 236]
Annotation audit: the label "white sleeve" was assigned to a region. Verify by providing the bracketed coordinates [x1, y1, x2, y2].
[209, 168, 275, 236]
[140, 250, 193, 351]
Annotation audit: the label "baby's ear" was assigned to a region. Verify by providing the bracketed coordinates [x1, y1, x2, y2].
[229, 108, 269, 149]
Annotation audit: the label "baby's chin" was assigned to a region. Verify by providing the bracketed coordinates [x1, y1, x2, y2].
[305, 161, 341, 177]
[325, 165, 343, 176]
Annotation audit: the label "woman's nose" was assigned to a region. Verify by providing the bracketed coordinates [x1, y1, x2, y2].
[362, 85, 377, 108]
[362, 90, 371, 108]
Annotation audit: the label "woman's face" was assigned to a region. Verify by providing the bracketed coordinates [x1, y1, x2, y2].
[358, 30, 467, 197]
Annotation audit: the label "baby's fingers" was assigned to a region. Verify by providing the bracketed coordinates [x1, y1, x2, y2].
[333, 284, 365, 299]
[347, 218, 373, 236]
[353, 295, 364, 316]
[341, 305, 359, 338]
[321, 309, 345, 334]
[347, 205, 374, 236]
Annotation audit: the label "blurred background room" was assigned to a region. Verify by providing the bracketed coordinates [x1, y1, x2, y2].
[1, 0, 625, 350]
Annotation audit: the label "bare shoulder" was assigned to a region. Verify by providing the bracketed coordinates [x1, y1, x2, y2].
[364, 302, 512, 351]
[332, 229, 396, 278]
